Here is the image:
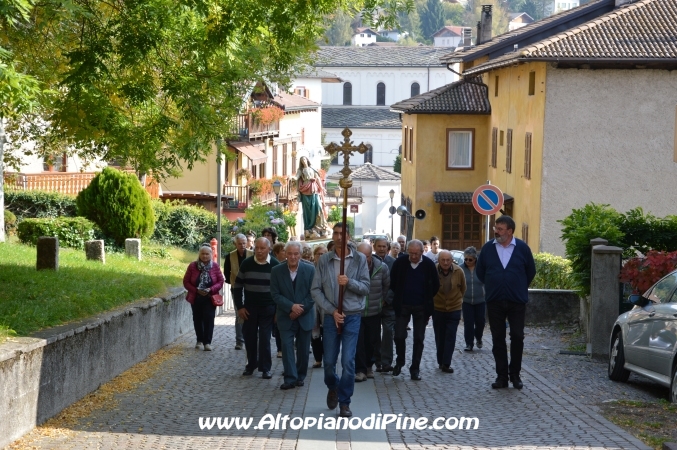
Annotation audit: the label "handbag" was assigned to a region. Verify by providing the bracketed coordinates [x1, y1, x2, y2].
[211, 294, 224, 307]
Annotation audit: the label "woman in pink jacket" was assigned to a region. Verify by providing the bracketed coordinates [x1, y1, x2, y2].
[183, 244, 225, 351]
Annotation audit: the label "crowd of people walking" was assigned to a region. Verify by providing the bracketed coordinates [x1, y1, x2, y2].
[183, 215, 535, 418]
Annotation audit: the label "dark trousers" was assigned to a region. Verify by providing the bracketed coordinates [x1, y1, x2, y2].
[191, 295, 216, 345]
[376, 306, 396, 368]
[394, 304, 428, 372]
[462, 302, 486, 347]
[487, 300, 526, 381]
[280, 321, 311, 385]
[272, 321, 282, 352]
[311, 326, 323, 363]
[242, 304, 276, 372]
[356, 315, 382, 374]
[432, 309, 461, 367]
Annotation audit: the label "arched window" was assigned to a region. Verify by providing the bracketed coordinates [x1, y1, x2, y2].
[343, 82, 352, 105]
[411, 82, 420, 97]
[364, 144, 373, 164]
[376, 82, 386, 106]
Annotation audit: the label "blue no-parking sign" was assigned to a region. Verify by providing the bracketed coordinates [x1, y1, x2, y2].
[472, 184, 504, 215]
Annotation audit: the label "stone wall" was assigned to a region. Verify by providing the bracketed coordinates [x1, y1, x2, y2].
[0, 288, 191, 448]
[526, 289, 580, 326]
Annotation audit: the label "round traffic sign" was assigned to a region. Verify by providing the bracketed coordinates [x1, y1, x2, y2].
[472, 184, 504, 215]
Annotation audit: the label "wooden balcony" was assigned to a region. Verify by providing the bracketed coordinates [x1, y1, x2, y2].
[4, 171, 160, 199]
[222, 181, 298, 210]
[233, 113, 279, 141]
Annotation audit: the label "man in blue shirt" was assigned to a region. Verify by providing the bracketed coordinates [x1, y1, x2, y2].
[476, 215, 536, 390]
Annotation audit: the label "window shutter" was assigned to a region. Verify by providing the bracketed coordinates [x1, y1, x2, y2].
[491, 127, 498, 168]
[506, 129, 513, 173]
[524, 132, 532, 179]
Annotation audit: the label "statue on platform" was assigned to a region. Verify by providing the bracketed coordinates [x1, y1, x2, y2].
[292, 156, 329, 239]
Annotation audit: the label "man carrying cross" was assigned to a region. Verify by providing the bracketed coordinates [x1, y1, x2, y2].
[311, 222, 370, 418]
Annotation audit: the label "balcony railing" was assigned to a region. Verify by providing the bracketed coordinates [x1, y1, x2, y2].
[325, 187, 363, 205]
[4, 171, 160, 198]
[233, 113, 280, 140]
[222, 181, 298, 210]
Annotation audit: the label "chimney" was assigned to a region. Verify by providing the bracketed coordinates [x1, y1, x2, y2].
[463, 27, 472, 47]
[476, 21, 482, 45]
[480, 5, 493, 45]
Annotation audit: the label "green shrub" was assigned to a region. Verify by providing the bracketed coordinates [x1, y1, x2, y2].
[151, 200, 218, 249]
[617, 207, 677, 254]
[17, 217, 98, 248]
[531, 253, 576, 290]
[327, 205, 342, 223]
[4, 210, 17, 235]
[76, 168, 155, 246]
[558, 203, 626, 297]
[5, 190, 77, 219]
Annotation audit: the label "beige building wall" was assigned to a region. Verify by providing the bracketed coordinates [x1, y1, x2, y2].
[540, 68, 677, 255]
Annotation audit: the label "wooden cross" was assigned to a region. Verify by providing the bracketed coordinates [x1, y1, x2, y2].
[323, 127, 368, 333]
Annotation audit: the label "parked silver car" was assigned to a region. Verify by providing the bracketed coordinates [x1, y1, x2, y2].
[608, 269, 677, 402]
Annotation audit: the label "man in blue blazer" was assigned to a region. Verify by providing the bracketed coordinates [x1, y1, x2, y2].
[476, 215, 536, 390]
[270, 241, 316, 390]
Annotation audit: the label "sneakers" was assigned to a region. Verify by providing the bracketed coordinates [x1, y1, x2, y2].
[234, 343, 243, 350]
[366, 368, 374, 379]
[327, 389, 338, 409]
[195, 342, 203, 349]
[355, 372, 367, 382]
[204, 344, 212, 351]
[464, 345, 473, 352]
[476, 339, 483, 349]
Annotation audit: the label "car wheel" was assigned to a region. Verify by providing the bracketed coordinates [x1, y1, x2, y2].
[671, 366, 677, 403]
[608, 332, 631, 382]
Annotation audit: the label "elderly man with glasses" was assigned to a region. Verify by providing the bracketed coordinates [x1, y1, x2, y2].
[476, 215, 536, 390]
[388, 239, 440, 381]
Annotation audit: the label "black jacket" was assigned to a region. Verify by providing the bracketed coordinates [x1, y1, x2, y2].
[389, 254, 440, 317]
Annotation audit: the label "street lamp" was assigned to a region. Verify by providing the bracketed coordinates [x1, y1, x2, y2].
[389, 189, 395, 239]
[272, 180, 281, 210]
[334, 186, 341, 208]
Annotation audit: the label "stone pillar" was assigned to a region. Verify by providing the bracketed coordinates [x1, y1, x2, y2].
[581, 238, 610, 337]
[125, 238, 141, 260]
[85, 240, 105, 263]
[36, 236, 59, 270]
[589, 244, 623, 359]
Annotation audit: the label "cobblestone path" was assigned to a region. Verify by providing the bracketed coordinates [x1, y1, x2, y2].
[8, 311, 654, 450]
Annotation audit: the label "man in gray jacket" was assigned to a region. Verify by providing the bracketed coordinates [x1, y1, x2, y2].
[355, 242, 390, 381]
[311, 222, 370, 418]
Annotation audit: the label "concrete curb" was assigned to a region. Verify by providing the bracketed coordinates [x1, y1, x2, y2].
[0, 287, 191, 448]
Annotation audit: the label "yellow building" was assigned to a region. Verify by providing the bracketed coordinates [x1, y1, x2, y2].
[391, 0, 677, 254]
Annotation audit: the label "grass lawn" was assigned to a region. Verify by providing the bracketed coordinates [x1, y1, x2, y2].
[0, 240, 197, 340]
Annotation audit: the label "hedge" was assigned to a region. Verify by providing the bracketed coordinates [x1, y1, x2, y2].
[151, 200, 218, 249]
[531, 253, 576, 290]
[4, 210, 17, 235]
[17, 217, 98, 249]
[4, 190, 77, 220]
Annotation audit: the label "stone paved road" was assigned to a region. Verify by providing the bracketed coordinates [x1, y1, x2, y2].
[8, 311, 655, 450]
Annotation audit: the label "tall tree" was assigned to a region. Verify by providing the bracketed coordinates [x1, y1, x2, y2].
[419, 0, 444, 41]
[443, 2, 465, 25]
[0, 0, 43, 242]
[1, 0, 414, 182]
[322, 9, 354, 45]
